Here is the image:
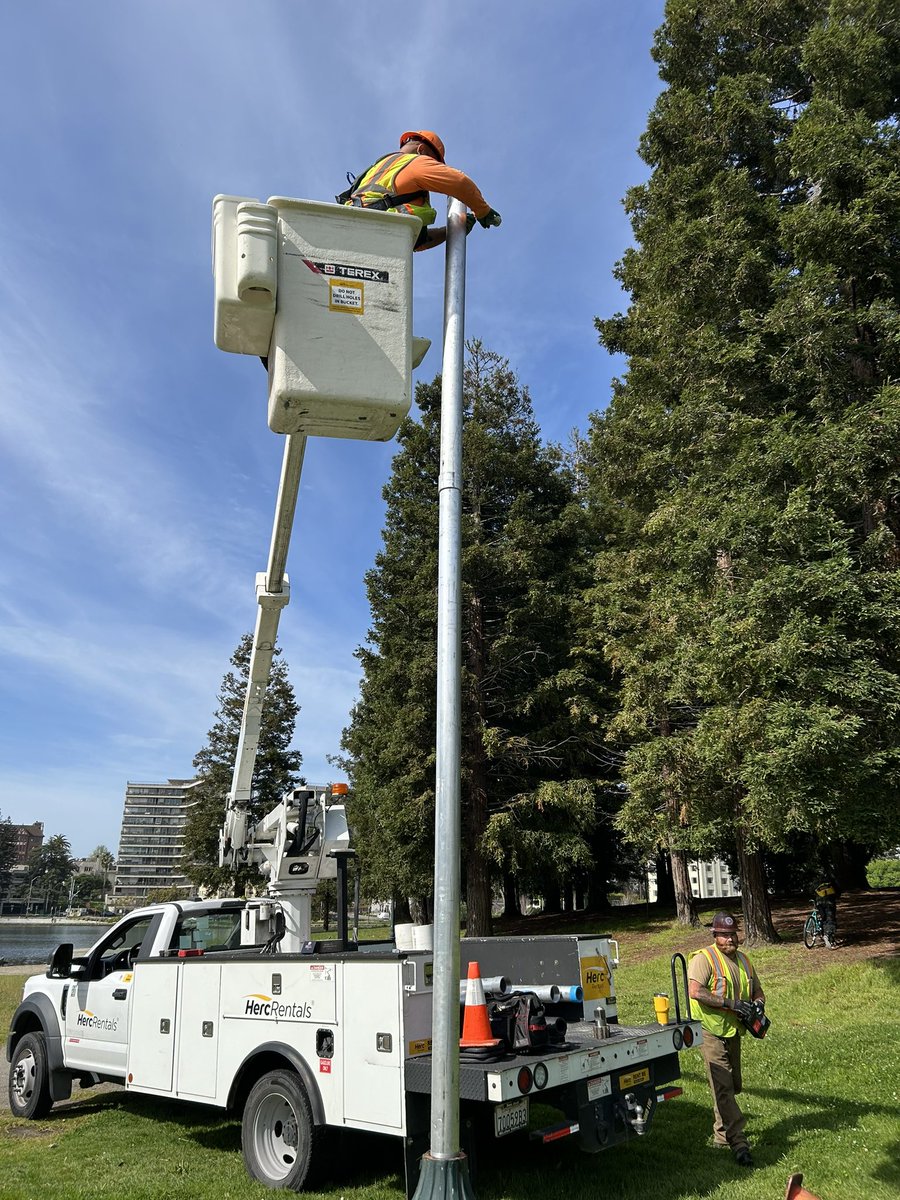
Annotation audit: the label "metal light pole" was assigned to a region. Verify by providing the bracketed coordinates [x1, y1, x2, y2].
[413, 199, 476, 1200]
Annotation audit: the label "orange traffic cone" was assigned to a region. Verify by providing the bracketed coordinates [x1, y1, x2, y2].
[460, 961, 501, 1048]
[785, 1174, 822, 1200]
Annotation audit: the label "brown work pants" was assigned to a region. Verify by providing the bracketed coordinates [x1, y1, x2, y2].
[700, 1032, 748, 1151]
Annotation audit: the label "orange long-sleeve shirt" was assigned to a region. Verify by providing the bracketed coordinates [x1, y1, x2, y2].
[391, 157, 492, 220]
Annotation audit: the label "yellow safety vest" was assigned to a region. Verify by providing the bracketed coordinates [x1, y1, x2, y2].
[348, 152, 438, 228]
[689, 946, 752, 1038]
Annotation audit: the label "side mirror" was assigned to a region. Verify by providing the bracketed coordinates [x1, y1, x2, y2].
[47, 943, 74, 979]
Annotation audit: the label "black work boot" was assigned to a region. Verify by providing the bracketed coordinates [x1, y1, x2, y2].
[734, 1148, 754, 1167]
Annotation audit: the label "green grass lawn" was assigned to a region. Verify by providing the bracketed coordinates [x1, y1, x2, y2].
[2, 919, 897, 1200]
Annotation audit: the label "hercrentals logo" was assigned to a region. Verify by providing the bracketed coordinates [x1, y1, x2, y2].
[76, 1010, 119, 1032]
[243, 994, 312, 1020]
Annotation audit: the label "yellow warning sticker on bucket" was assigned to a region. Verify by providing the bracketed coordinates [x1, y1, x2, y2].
[580, 955, 611, 1000]
[619, 1067, 650, 1089]
[329, 279, 364, 313]
[408, 1038, 432, 1056]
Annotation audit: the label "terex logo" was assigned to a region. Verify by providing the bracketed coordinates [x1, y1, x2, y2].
[76, 1010, 119, 1032]
[243, 993, 312, 1020]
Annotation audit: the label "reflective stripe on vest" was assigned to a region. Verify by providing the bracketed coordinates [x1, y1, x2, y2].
[690, 946, 752, 1038]
[348, 152, 438, 227]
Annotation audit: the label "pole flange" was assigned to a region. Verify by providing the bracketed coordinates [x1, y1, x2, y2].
[412, 1153, 476, 1200]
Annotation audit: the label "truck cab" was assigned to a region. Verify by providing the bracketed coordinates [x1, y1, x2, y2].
[6, 899, 247, 1113]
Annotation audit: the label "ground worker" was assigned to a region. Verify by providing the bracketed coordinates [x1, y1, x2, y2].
[687, 911, 766, 1168]
[339, 130, 501, 251]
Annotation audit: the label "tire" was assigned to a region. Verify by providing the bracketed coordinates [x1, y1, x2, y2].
[241, 1069, 322, 1191]
[8, 1032, 54, 1119]
[802, 915, 818, 949]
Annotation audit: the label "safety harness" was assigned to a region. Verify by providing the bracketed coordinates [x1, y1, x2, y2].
[335, 151, 429, 213]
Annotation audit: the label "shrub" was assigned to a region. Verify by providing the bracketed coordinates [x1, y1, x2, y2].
[866, 858, 900, 888]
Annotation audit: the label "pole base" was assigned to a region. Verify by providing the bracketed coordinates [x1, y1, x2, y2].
[411, 1153, 476, 1200]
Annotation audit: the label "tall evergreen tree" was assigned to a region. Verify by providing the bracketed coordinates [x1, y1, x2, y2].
[588, 0, 900, 939]
[343, 344, 608, 934]
[182, 633, 303, 894]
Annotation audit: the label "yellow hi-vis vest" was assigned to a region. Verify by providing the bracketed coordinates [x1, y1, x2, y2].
[689, 946, 752, 1038]
[348, 152, 438, 227]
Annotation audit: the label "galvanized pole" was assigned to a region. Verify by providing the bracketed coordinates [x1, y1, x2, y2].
[413, 199, 475, 1199]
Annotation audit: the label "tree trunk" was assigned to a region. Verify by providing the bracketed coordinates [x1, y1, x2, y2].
[464, 592, 493, 937]
[464, 766, 492, 936]
[409, 895, 433, 925]
[671, 847, 699, 926]
[563, 884, 575, 913]
[542, 885, 562, 913]
[735, 826, 779, 944]
[393, 894, 412, 924]
[585, 835, 612, 913]
[502, 874, 522, 918]
[654, 852, 675, 906]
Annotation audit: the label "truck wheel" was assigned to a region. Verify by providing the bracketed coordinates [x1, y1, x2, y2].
[9, 1032, 53, 1119]
[242, 1069, 322, 1191]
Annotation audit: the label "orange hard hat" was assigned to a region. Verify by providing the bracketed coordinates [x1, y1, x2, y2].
[400, 129, 445, 163]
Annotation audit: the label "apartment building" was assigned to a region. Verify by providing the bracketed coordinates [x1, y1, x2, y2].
[647, 857, 741, 902]
[113, 779, 198, 906]
[10, 821, 44, 867]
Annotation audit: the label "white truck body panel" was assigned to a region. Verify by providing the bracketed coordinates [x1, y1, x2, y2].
[125, 952, 426, 1134]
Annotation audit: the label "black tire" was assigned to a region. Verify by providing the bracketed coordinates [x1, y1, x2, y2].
[241, 1069, 322, 1191]
[8, 1031, 53, 1119]
[802, 915, 818, 949]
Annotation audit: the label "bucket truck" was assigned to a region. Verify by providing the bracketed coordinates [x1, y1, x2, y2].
[7, 195, 701, 1195]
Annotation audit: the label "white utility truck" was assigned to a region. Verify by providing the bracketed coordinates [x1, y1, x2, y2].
[7, 196, 701, 1194]
[7, 871, 699, 1193]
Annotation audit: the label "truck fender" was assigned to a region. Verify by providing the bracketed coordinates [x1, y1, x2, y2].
[6, 995, 73, 1102]
[227, 1040, 325, 1125]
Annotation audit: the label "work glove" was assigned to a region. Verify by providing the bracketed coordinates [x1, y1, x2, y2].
[465, 213, 476, 235]
[730, 999, 755, 1022]
[478, 208, 502, 229]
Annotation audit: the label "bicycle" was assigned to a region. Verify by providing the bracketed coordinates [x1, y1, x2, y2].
[802, 902, 837, 949]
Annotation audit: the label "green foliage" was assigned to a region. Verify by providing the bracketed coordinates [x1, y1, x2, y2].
[866, 857, 900, 888]
[26, 834, 75, 909]
[145, 886, 184, 904]
[588, 0, 900, 890]
[0, 810, 15, 893]
[89, 845, 116, 873]
[343, 344, 611, 927]
[181, 633, 303, 894]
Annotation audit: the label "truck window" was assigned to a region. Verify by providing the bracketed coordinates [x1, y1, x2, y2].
[172, 909, 243, 953]
[95, 914, 156, 975]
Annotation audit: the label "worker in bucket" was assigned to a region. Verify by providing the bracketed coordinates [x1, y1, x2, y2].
[687, 911, 766, 1169]
[337, 130, 501, 251]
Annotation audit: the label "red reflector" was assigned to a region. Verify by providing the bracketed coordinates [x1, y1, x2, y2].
[658, 1087, 683, 1101]
[517, 1066, 533, 1094]
[682, 1026, 694, 1047]
[177, 948, 205, 957]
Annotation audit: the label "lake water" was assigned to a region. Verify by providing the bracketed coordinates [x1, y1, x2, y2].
[0, 922, 114, 965]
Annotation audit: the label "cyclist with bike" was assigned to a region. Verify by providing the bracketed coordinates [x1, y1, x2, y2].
[812, 878, 840, 948]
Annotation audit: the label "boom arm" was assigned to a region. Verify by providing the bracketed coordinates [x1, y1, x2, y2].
[219, 432, 307, 868]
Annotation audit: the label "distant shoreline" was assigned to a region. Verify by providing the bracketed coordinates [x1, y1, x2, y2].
[0, 917, 114, 926]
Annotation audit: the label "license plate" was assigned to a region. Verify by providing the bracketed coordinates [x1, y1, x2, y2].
[494, 1097, 529, 1137]
[619, 1067, 650, 1089]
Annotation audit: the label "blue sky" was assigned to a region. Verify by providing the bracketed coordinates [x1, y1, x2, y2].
[0, 1, 666, 857]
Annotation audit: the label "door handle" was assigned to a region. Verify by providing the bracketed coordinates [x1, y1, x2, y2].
[112, 988, 128, 1000]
